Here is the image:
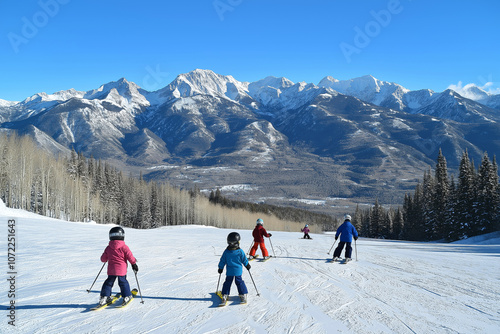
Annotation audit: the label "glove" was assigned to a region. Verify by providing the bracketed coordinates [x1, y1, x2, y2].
[246, 264, 251, 270]
[354, 236, 358, 241]
[132, 263, 139, 272]
[218, 268, 223, 274]
[335, 236, 338, 240]
[268, 233, 272, 237]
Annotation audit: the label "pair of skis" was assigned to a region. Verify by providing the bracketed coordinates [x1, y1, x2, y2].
[330, 257, 352, 264]
[90, 289, 138, 311]
[248, 255, 272, 262]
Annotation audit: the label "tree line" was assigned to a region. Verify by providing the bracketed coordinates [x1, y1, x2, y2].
[0, 132, 322, 233]
[353, 149, 500, 241]
[209, 188, 340, 230]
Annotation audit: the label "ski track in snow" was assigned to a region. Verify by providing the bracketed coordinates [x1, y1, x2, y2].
[0, 209, 499, 334]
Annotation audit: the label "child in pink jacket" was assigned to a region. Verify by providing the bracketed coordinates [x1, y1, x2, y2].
[99, 226, 138, 306]
[301, 224, 311, 239]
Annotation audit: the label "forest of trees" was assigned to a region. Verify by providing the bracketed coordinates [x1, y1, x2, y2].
[353, 150, 500, 241]
[208, 188, 339, 230]
[0, 133, 322, 233]
[2, 132, 499, 242]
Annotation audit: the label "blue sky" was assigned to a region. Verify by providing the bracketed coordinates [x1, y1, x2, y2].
[1, 0, 499, 101]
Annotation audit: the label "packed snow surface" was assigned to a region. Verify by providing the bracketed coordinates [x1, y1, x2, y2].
[1, 202, 499, 333]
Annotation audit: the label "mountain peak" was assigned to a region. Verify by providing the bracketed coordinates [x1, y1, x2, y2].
[318, 74, 410, 110]
[21, 88, 85, 105]
[84, 78, 142, 100]
[318, 76, 339, 86]
[248, 76, 295, 93]
[0, 98, 18, 107]
[448, 83, 490, 100]
[155, 68, 249, 102]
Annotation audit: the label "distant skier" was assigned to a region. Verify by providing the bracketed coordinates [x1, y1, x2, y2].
[333, 215, 358, 262]
[301, 224, 311, 239]
[218, 232, 251, 305]
[98, 226, 139, 306]
[249, 218, 272, 260]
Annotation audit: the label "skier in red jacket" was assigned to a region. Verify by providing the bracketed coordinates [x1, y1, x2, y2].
[249, 218, 272, 260]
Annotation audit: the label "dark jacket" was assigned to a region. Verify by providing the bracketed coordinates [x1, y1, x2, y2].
[252, 225, 270, 242]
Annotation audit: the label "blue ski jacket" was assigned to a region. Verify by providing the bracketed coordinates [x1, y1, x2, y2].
[335, 220, 358, 243]
[218, 248, 249, 276]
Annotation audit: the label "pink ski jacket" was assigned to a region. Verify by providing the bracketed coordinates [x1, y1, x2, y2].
[101, 240, 137, 276]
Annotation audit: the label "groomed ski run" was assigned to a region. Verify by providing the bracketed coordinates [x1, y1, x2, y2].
[1, 203, 499, 333]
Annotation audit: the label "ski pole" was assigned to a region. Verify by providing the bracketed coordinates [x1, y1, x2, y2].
[327, 239, 337, 255]
[216, 272, 222, 293]
[247, 269, 260, 296]
[133, 270, 145, 304]
[269, 236, 276, 257]
[247, 241, 254, 256]
[87, 262, 106, 293]
[355, 239, 358, 261]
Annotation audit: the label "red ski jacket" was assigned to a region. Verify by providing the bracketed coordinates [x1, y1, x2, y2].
[252, 225, 270, 242]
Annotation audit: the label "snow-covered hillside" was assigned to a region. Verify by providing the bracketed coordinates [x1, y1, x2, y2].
[1, 201, 499, 333]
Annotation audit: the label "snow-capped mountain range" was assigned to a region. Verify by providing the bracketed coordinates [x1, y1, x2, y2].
[1, 69, 499, 212]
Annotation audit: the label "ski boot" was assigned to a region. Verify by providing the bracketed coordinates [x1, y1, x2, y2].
[121, 295, 132, 306]
[99, 296, 112, 306]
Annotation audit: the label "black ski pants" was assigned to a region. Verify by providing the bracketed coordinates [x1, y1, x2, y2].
[333, 241, 352, 258]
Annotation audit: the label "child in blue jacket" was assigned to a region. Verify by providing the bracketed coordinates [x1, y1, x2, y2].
[333, 214, 358, 261]
[218, 232, 251, 304]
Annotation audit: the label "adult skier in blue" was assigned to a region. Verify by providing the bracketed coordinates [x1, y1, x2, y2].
[333, 214, 358, 262]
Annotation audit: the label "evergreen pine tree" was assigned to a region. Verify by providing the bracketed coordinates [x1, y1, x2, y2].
[476, 153, 500, 234]
[391, 208, 404, 240]
[369, 199, 383, 238]
[403, 184, 426, 241]
[422, 169, 435, 240]
[445, 175, 458, 241]
[380, 209, 392, 239]
[353, 204, 363, 236]
[433, 149, 449, 240]
[453, 150, 476, 240]
[493, 156, 500, 231]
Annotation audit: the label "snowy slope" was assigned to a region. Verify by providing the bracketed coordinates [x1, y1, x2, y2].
[1, 202, 499, 334]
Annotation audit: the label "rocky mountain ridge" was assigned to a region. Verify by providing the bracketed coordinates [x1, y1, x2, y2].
[1, 69, 499, 214]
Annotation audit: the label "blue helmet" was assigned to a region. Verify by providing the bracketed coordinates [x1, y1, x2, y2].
[256, 218, 264, 225]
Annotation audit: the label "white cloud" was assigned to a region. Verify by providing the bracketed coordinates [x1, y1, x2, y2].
[447, 80, 500, 100]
